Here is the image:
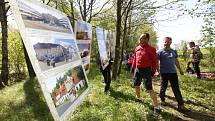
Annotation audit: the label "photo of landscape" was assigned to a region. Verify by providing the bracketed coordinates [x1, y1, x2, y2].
[17, 0, 72, 34]
[44, 65, 88, 117]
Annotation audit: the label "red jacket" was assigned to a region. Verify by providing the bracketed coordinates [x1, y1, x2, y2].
[131, 43, 157, 73]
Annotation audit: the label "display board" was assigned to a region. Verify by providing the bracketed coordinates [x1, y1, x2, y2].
[96, 27, 109, 69]
[8, 0, 89, 120]
[75, 21, 92, 73]
[108, 31, 116, 59]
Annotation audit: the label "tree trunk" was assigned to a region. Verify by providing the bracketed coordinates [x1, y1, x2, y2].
[118, 19, 128, 75]
[69, 0, 75, 28]
[83, 0, 87, 21]
[0, 1, 9, 86]
[112, 0, 122, 80]
[22, 41, 36, 79]
[117, 1, 132, 75]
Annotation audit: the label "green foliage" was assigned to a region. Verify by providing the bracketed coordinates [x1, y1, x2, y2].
[74, 66, 85, 80]
[0, 79, 53, 121]
[0, 30, 27, 84]
[0, 55, 215, 120]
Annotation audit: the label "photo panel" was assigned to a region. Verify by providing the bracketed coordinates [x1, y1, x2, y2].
[96, 28, 109, 69]
[17, 0, 72, 34]
[31, 35, 80, 72]
[44, 65, 88, 118]
[108, 31, 116, 59]
[75, 21, 92, 41]
[75, 21, 92, 73]
[9, 0, 90, 120]
[77, 43, 91, 59]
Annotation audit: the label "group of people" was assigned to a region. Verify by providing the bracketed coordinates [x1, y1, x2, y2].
[131, 33, 193, 116]
[98, 32, 203, 117]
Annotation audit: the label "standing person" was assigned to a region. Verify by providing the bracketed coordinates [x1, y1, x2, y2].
[188, 41, 202, 79]
[157, 37, 189, 112]
[131, 33, 161, 116]
[97, 58, 113, 93]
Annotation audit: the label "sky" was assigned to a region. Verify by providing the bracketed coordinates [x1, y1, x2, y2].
[153, 0, 205, 49]
[6, 0, 205, 50]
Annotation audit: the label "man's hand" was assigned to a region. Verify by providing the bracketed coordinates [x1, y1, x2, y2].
[154, 71, 160, 77]
[179, 69, 184, 75]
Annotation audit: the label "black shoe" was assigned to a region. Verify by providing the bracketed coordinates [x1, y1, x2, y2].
[153, 107, 161, 117]
[161, 101, 167, 106]
[178, 105, 190, 113]
[135, 96, 141, 102]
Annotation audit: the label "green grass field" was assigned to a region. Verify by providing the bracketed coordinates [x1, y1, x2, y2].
[0, 58, 215, 121]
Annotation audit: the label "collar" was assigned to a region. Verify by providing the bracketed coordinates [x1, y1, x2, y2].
[140, 43, 149, 47]
[164, 47, 171, 51]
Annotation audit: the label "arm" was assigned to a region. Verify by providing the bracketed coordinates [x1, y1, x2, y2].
[175, 59, 184, 75]
[131, 53, 136, 72]
[150, 47, 158, 75]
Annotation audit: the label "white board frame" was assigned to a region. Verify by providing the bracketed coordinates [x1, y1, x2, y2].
[8, 0, 90, 120]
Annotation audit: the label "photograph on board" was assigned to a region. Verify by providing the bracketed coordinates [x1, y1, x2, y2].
[17, 0, 72, 34]
[45, 65, 88, 117]
[77, 43, 91, 58]
[96, 28, 109, 69]
[31, 36, 80, 71]
[81, 57, 90, 72]
[75, 21, 92, 41]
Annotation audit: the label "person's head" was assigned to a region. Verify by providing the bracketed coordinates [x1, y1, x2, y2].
[189, 41, 195, 48]
[163, 37, 172, 49]
[139, 33, 150, 44]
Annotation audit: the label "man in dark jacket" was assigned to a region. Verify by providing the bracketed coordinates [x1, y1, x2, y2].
[188, 41, 202, 79]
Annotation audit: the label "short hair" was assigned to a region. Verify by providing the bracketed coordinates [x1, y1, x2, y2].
[189, 41, 195, 46]
[164, 37, 172, 41]
[139, 33, 150, 40]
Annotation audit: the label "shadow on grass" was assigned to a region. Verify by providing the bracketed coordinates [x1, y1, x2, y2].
[145, 111, 185, 121]
[109, 88, 135, 102]
[23, 78, 53, 121]
[161, 94, 215, 111]
[160, 99, 215, 121]
[163, 102, 215, 121]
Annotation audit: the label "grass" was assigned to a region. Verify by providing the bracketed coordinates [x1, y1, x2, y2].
[0, 58, 215, 121]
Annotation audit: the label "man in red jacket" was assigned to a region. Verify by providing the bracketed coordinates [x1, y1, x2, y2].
[131, 33, 160, 116]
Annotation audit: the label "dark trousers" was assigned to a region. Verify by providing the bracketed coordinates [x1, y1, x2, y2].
[101, 67, 111, 92]
[160, 73, 184, 106]
[192, 61, 201, 78]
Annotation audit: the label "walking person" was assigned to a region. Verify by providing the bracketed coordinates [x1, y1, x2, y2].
[131, 33, 161, 116]
[157, 37, 189, 112]
[188, 41, 203, 79]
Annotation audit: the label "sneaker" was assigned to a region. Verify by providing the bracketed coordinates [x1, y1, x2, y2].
[135, 96, 141, 102]
[153, 107, 161, 117]
[161, 101, 166, 106]
[178, 105, 190, 113]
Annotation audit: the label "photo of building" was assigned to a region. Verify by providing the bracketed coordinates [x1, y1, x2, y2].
[17, 0, 72, 34]
[33, 38, 80, 71]
[45, 65, 88, 116]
